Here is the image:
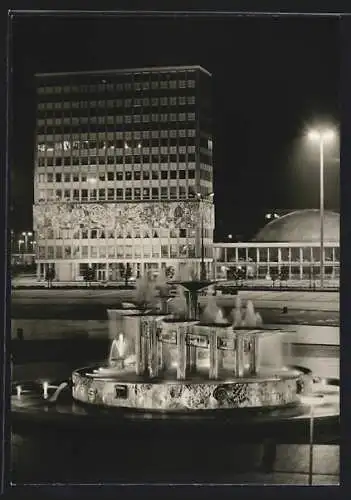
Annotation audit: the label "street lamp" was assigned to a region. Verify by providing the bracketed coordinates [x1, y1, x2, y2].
[196, 192, 214, 280]
[22, 231, 33, 253]
[308, 127, 336, 289]
[228, 234, 233, 240]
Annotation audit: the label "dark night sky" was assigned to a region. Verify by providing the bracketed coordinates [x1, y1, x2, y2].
[10, 14, 340, 240]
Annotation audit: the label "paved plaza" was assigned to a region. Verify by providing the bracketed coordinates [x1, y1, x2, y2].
[12, 287, 339, 311]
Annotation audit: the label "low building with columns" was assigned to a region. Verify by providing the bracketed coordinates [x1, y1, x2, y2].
[213, 209, 340, 283]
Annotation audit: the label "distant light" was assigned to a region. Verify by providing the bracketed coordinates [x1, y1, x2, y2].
[88, 177, 97, 184]
[102, 79, 107, 84]
[43, 381, 49, 399]
[265, 213, 272, 220]
[138, 143, 142, 148]
[228, 234, 233, 239]
[124, 142, 129, 149]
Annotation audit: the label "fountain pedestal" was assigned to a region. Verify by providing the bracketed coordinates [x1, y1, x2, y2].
[209, 329, 219, 380]
[177, 326, 187, 380]
[186, 343, 197, 374]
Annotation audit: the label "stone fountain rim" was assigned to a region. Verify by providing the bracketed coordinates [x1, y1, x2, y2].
[162, 317, 198, 324]
[124, 309, 166, 317]
[195, 322, 233, 328]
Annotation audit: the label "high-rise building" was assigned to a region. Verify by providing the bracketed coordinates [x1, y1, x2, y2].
[33, 65, 214, 282]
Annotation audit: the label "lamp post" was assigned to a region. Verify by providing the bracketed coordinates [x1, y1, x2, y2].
[22, 231, 33, 253]
[18, 239, 24, 253]
[308, 128, 336, 289]
[196, 192, 214, 280]
[308, 402, 315, 485]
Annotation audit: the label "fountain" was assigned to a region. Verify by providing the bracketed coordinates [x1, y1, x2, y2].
[71, 282, 313, 412]
[11, 279, 339, 440]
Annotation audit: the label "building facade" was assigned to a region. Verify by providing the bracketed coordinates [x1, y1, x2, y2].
[33, 66, 214, 281]
[213, 242, 340, 283]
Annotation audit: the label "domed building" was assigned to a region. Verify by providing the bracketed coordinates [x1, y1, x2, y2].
[213, 209, 340, 284]
[254, 209, 339, 243]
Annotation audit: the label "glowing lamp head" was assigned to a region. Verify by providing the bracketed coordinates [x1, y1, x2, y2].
[308, 128, 336, 142]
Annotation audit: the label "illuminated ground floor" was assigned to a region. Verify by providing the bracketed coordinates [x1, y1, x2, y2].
[35, 242, 340, 284]
[213, 242, 340, 281]
[36, 259, 213, 282]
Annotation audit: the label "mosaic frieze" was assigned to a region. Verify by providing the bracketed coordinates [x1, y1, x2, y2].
[72, 371, 300, 411]
[33, 201, 214, 235]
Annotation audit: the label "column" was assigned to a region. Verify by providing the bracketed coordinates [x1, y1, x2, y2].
[147, 318, 158, 378]
[299, 248, 303, 280]
[288, 248, 292, 279]
[209, 329, 219, 380]
[331, 247, 335, 279]
[252, 335, 259, 375]
[278, 248, 282, 275]
[256, 248, 260, 279]
[213, 250, 217, 280]
[176, 325, 187, 380]
[235, 334, 244, 377]
[157, 332, 164, 372]
[36, 263, 41, 282]
[135, 317, 143, 375]
[186, 333, 197, 375]
[136, 318, 148, 376]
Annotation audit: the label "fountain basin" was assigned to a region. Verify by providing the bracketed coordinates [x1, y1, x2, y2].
[72, 365, 306, 412]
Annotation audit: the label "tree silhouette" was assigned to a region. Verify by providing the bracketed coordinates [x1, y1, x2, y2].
[46, 266, 55, 288]
[120, 262, 132, 287]
[83, 266, 95, 287]
[270, 268, 279, 287]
